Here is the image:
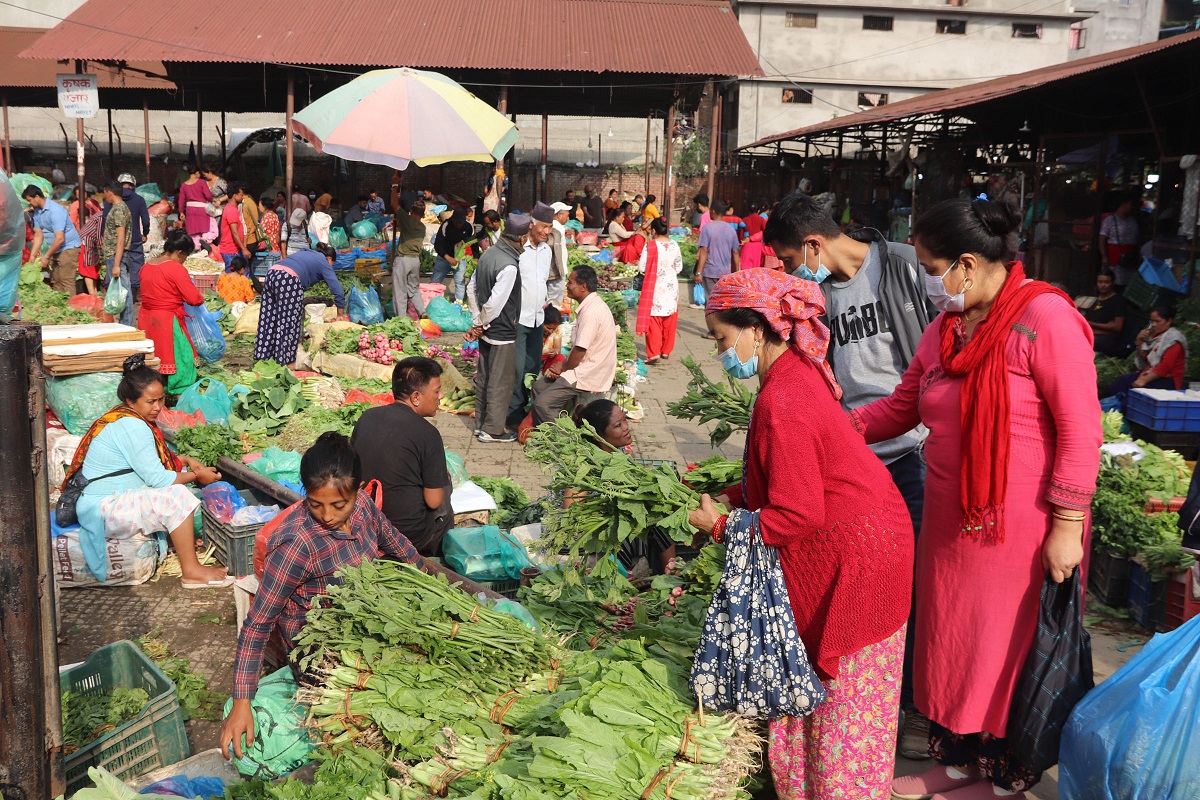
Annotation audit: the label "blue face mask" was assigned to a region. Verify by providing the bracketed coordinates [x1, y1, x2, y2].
[718, 329, 759, 379]
[794, 245, 830, 283]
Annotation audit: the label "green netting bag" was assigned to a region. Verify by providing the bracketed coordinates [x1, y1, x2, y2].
[222, 667, 315, 778]
[445, 450, 468, 488]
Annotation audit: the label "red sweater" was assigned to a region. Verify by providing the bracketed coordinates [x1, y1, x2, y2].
[725, 349, 913, 680]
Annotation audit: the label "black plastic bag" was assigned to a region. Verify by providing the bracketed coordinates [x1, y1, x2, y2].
[1008, 569, 1094, 772]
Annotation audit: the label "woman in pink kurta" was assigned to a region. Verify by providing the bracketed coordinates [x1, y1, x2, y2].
[178, 165, 213, 244]
[857, 198, 1100, 800]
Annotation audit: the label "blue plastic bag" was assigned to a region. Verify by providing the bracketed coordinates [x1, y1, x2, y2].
[140, 775, 227, 798]
[693, 282, 706, 306]
[177, 378, 233, 424]
[347, 286, 385, 325]
[1059, 614, 1200, 799]
[0, 174, 25, 321]
[184, 303, 227, 363]
[426, 296, 473, 333]
[202, 481, 246, 524]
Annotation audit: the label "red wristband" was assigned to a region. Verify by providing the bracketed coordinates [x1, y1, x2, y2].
[711, 514, 729, 544]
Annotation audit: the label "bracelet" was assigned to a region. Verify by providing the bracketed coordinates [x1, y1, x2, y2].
[1052, 511, 1086, 522]
[711, 514, 729, 545]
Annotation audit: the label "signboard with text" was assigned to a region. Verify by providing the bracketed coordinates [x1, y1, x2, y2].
[56, 74, 98, 119]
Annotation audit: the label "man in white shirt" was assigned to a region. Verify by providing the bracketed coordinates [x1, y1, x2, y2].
[507, 202, 555, 428]
[549, 202, 571, 303]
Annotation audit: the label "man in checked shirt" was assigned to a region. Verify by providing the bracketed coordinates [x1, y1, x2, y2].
[219, 431, 455, 760]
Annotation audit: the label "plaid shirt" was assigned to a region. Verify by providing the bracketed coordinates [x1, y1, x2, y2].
[231, 493, 423, 699]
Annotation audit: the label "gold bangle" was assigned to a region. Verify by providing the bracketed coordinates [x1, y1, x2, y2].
[1052, 511, 1086, 522]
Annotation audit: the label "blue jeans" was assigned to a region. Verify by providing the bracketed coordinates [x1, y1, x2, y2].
[126, 247, 145, 294]
[105, 254, 134, 326]
[886, 447, 926, 711]
[431, 256, 466, 302]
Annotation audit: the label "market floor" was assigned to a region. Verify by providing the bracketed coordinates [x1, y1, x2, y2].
[57, 297, 1148, 795]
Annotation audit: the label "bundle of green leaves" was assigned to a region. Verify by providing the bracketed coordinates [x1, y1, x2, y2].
[1092, 448, 1192, 559]
[470, 476, 531, 529]
[18, 263, 96, 325]
[684, 456, 743, 496]
[62, 687, 149, 750]
[598, 291, 629, 331]
[171, 423, 243, 465]
[667, 357, 755, 447]
[273, 403, 370, 453]
[230, 361, 312, 436]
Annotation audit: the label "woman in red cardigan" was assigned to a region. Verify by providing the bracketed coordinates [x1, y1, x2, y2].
[688, 270, 913, 800]
[1108, 304, 1187, 399]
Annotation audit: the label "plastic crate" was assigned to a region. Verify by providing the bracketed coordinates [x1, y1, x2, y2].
[477, 578, 521, 599]
[1164, 569, 1200, 631]
[1123, 272, 1184, 311]
[201, 488, 276, 577]
[1125, 389, 1200, 432]
[1128, 561, 1168, 631]
[631, 458, 681, 478]
[62, 641, 189, 794]
[1127, 421, 1200, 460]
[1139, 256, 1189, 294]
[253, 251, 281, 278]
[1089, 549, 1133, 607]
[188, 272, 219, 292]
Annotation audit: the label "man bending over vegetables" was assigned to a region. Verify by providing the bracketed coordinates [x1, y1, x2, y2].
[352, 356, 453, 557]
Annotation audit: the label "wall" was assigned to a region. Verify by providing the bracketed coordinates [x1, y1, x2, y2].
[0, 0, 85, 27]
[1068, 0, 1164, 59]
[734, 0, 1085, 147]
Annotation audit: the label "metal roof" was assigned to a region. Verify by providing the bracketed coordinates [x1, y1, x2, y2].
[0, 26, 173, 89]
[739, 29, 1200, 150]
[23, 0, 763, 77]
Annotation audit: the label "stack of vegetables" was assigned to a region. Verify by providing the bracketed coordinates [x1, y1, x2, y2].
[321, 317, 426, 364]
[17, 263, 95, 325]
[667, 358, 755, 448]
[440, 387, 476, 415]
[62, 688, 149, 752]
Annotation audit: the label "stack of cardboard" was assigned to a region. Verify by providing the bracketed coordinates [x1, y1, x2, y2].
[42, 324, 158, 376]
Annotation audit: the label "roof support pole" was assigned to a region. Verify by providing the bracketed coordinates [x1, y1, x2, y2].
[285, 70, 295, 221]
[107, 109, 114, 176]
[2, 93, 11, 175]
[1133, 67, 1165, 158]
[143, 99, 151, 183]
[196, 92, 203, 168]
[664, 103, 676, 223]
[75, 60, 87, 230]
[220, 111, 227, 171]
[644, 114, 652, 194]
[706, 82, 718, 204]
[540, 114, 548, 200]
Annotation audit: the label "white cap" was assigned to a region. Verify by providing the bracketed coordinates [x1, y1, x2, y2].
[550, 202, 571, 213]
[117, 173, 136, 186]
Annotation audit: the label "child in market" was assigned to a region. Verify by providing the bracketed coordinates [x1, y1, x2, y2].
[216, 256, 256, 304]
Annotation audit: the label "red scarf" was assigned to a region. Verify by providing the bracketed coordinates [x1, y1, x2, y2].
[635, 239, 660, 337]
[938, 262, 1069, 543]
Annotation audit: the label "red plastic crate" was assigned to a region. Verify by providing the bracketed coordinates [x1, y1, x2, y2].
[1164, 568, 1200, 631]
[188, 272, 219, 292]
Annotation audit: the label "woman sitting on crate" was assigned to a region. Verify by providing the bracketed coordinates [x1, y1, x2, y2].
[67, 355, 231, 589]
[1107, 304, 1187, 403]
[137, 229, 206, 393]
[570, 399, 677, 575]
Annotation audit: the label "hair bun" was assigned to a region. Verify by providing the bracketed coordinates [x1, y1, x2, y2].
[122, 354, 146, 374]
[970, 198, 1020, 240]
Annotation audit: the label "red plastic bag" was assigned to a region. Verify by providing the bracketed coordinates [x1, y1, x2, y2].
[419, 319, 442, 337]
[344, 389, 394, 406]
[157, 407, 206, 438]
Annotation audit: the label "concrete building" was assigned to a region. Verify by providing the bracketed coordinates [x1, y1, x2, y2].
[1068, 0, 1164, 59]
[731, 0, 1095, 148]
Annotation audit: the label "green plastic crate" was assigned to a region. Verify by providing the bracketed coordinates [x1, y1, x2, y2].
[61, 641, 189, 794]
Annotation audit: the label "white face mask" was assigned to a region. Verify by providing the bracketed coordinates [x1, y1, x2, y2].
[923, 258, 966, 313]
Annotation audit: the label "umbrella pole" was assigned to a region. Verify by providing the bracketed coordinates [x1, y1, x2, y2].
[285, 70, 295, 221]
[644, 114, 652, 195]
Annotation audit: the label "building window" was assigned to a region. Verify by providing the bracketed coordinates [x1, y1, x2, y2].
[1069, 22, 1087, 49]
[857, 92, 888, 108]
[862, 14, 894, 31]
[782, 88, 813, 104]
[946, 0, 967, 5]
[1012, 22, 1043, 38]
[936, 18, 967, 34]
[786, 12, 818, 28]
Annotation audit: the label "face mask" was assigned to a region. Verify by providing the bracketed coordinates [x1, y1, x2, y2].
[795, 246, 830, 283]
[717, 329, 759, 379]
[923, 259, 966, 313]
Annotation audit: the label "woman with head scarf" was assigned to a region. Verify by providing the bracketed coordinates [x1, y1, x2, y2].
[1108, 303, 1187, 400]
[687, 270, 914, 799]
[856, 198, 1100, 799]
[281, 207, 310, 258]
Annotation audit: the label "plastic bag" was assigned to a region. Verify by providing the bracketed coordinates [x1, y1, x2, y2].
[443, 525, 533, 581]
[491, 598, 538, 630]
[426, 296, 472, 332]
[351, 220, 378, 239]
[249, 446, 302, 485]
[156, 407, 206, 438]
[222, 667, 316, 778]
[446, 450, 468, 489]
[419, 318, 442, 337]
[103, 276, 129, 316]
[10, 173, 52, 210]
[693, 282, 706, 306]
[347, 286, 384, 326]
[134, 182, 163, 206]
[329, 227, 349, 249]
[232, 504, 281, 526]
[202, 481, 246, 524]
[591, 248, 614, 263]
[167, 317, 198, 394]
[344, 389, 393, 406]
[1059, 615, 1200, 799]
[0, 174, 25, 320]
[46, 373, 122, 435]
[184, 303, 227, 363]
[177, 378, 233, 425]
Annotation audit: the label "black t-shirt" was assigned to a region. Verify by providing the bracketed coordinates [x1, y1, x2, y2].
[1085, 293, 1129, 326]
[351, 403, 450, 552]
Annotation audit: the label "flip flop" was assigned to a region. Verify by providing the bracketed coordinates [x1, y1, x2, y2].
[181, 575, 235, 589]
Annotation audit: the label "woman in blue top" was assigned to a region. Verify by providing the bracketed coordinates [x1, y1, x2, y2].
[253, 242, 346, 366]
[69, 355, 231, 587]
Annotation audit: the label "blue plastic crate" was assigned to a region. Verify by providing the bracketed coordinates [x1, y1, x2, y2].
[1128, 561, 1167, 631]
[1139, 256, 1189, 294]
[1125, 389, 1200, 432]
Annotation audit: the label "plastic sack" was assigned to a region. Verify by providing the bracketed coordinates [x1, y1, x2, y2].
[351, 220, 378, 239]
[141, 775, 227, 798]
[443, 525, 533, 581]
[446, 450, 468, 489]
[491, 598, 538, 630]
[233, 302, 260, 336]
[148, 200, 171, 215]
[0, 175, 26, 321]
[693, 282, 706, 306]
[1007, 570, 1093, 772]
[134, 182, 163, 206]
[1059, 615, 1200, 799]
[591, 248, 614, 263]
[232, 504, 281, 526]
[103, 275, 129, 315]
[184, 303, 227, 363]
[177, 378, 233, 425]
[11, 173, 52, 210]
[426, 296, 472, 332]
[344, 389, 393, 406]
[46, 372, 122, 435]
[249, 446, 302, 485]
[347, 286, 385, 326]
[156, 407, 206, 438]
[620, 289, 640, 308]
[222, 667, 316, 778]
[329, 227, 349, 249]
[202, 481, 246, 524]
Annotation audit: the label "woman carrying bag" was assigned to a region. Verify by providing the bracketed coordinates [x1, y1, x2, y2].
[688, 270, 914, 800]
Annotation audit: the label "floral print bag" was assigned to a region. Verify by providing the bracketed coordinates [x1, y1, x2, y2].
[690, 507, 826, 718]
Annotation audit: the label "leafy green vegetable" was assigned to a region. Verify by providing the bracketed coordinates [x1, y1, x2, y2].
[229, 361, 312, 437]
[62, 687, 149, 750]
[598, 291, 629, 331]
[470, 476, 531, 528]
[684, 456, 743, 496]
[1095, 353, 1134, 396]
[1102, 410, 1129, 443]
[18, 276, 96, 325]
[1140, 539, 1196, 580]
[616, 331, 637, 362]
[273, 403, 370, 452]
[322, 328, 361, 355]
[172, 423, 243, 465]
[667, 357, 755, 447]
[136, 630, 228, 721]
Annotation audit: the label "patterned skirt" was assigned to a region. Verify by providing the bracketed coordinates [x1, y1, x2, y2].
[767, 625, 906, 800]
[254, 270, 305, 364]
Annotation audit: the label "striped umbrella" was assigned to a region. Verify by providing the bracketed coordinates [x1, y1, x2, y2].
[293, 68, 518, 170]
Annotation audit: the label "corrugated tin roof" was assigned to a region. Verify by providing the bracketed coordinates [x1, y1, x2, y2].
[22, 0, 763, 77]
[0, 26, 173, 89]
[739, 30, 1200, 150]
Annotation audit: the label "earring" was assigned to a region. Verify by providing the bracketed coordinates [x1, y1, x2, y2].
[963, 278, 974, 291]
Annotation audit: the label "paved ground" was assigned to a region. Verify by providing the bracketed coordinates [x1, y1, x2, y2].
[58, 298, 1147, 796]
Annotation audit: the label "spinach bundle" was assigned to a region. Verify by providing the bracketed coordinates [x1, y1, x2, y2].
[62, 688, 149, 751]
[667, 357, 755, 447]
[172, 423, 244, 465]
[230, 361, 312, 436]
[469, 476, 531, 529]
[684, 456, 743, 496]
